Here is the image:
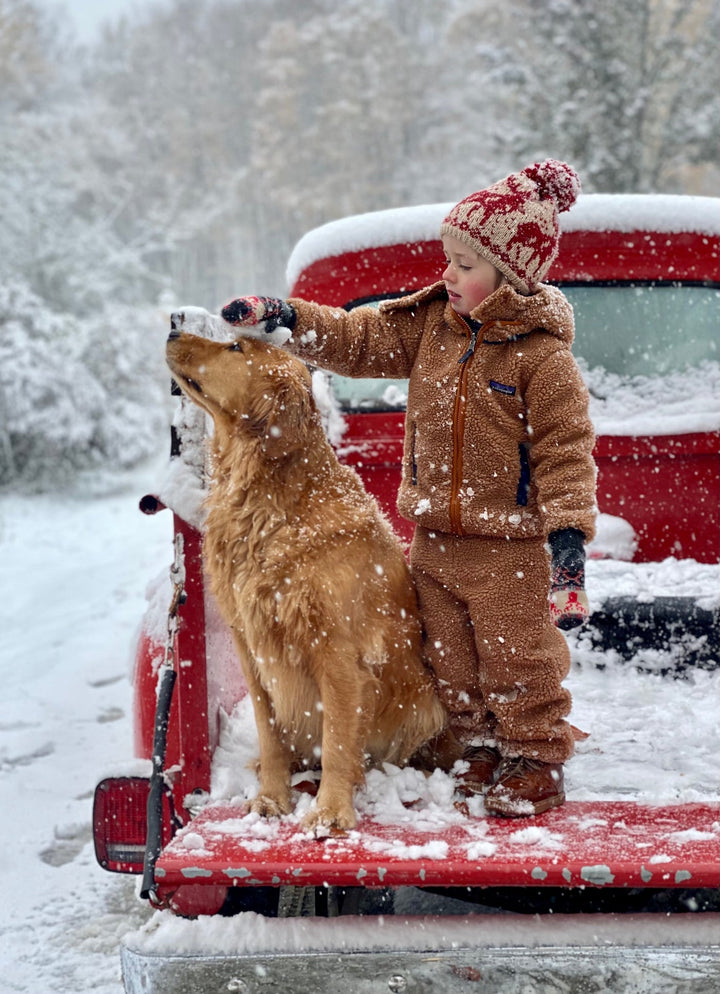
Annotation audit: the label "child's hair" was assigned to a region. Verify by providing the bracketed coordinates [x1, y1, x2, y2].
[493, 268, 506, 291]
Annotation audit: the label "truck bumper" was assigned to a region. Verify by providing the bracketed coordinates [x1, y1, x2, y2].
[121, 911, 720, 993]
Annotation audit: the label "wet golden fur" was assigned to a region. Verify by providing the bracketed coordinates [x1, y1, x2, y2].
[166, 332, 445, 832]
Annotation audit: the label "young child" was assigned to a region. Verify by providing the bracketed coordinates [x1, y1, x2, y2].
[220, 159, 597, 817]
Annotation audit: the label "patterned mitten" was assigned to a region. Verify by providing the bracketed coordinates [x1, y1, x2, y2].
[169, 304, 293, 346]
[548, 528, 589, 630]
[221, 296, 296, 333]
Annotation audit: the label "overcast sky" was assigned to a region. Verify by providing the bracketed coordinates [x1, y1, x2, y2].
[38, 0, 144, 42]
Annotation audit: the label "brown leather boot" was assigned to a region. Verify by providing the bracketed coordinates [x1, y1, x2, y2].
[484, 757, 565, 816]
[457, 746, 502, 796]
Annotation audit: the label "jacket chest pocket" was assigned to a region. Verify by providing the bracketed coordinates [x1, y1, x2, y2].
[482, 377, 532, 505]
[484, 377, 526, 431]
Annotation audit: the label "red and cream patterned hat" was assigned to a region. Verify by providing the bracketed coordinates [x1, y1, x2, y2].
[440, 159, 581, 294]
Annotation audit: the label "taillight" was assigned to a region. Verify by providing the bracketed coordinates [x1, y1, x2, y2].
[94, 777, 170, 873]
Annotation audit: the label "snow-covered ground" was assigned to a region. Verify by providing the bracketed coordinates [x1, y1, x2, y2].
[0, 466, 718, 992]
[0, 468, 171, 993]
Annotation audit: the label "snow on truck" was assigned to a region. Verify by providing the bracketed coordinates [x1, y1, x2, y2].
[94, 194, 720, 993]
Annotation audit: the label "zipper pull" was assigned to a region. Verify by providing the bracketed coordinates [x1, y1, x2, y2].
[458, 322, 482, 364]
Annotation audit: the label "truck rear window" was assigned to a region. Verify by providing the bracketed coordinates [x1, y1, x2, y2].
[569, 283, 718, 377]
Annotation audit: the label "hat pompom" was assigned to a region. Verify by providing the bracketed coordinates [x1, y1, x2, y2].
[523, 159, 580, 213]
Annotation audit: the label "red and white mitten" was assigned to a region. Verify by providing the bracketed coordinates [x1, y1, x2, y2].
[169, 299, 295, 346]
[548, 528, 590, 630]
[221, 296, 296, 335]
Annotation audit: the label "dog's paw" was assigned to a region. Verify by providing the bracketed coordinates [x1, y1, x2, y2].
[250, 793, 292, 819]
[301, 803, 357, 837]
[170, 306, 238, 342]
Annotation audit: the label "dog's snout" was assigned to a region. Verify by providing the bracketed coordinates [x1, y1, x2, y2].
[170, 311, 183, 335]
[168, 327, 181, 340]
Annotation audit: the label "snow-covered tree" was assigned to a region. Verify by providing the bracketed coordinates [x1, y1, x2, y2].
[0, 1, 173, 489]
[0, 281, 168, 488]
[435, 0, 720, 193]
[0, 0, 59, 111]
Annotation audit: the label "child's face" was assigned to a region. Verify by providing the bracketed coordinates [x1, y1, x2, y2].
[441, 235, 500, 315]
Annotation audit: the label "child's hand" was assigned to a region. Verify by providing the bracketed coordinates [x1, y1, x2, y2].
[549, 587, 590, 629]
[548, 528, 589, 630]
[169, 302, 294, 347]
[221, 296, 296, 335]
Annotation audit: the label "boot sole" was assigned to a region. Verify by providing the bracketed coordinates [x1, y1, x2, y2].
[484, 791, 566, 818]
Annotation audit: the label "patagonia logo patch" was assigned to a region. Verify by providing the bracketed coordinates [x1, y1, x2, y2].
[489, 379, 516, 396]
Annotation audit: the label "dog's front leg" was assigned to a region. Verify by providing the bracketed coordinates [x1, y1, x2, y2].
[249, 684, 293, 818]
[231, 634, 292, 817]
[302, 653, 368, 834]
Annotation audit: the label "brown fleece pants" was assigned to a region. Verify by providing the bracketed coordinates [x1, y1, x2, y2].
[410, 526, 575, 765]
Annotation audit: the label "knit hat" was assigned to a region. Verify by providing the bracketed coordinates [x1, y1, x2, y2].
[440, 159, 580, 294]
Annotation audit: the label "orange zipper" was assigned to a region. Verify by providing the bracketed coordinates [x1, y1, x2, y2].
[450, 312, 473, 535]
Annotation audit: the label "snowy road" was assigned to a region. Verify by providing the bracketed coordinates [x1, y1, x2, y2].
[0, 473, 172, 993]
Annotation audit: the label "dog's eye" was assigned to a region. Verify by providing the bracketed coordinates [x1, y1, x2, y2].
[228, 340, 244, 352]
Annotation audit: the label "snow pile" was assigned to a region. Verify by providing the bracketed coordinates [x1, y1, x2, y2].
[311, 369, 348, 447]
[157, 397, 208, 530]
[286, 203, 453, 287]
[131, 905, 720, 959]
[583, 359, 720, 436]
[210, 644, 719, 823]
[587, 513, 637, 561]
[586, 556, 719, 612]
[566, 640, 718, 804]
[560, 193, 720, 236]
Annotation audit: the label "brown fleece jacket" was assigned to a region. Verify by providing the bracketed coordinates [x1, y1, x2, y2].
[288, 281, 596, 543]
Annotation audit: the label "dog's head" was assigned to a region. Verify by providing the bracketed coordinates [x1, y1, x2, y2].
[166, 331, 317, 458]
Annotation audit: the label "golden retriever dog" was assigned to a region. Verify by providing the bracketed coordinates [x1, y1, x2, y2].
[166, 326, 445, 833]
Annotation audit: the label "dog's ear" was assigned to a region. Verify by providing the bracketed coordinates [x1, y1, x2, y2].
[249, 363, 316, 458]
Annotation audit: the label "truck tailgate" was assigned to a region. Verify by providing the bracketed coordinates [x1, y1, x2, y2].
[154, 800, 719, 891]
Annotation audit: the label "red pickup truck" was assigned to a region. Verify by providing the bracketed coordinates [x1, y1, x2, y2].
[95, 194, 719, 994]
